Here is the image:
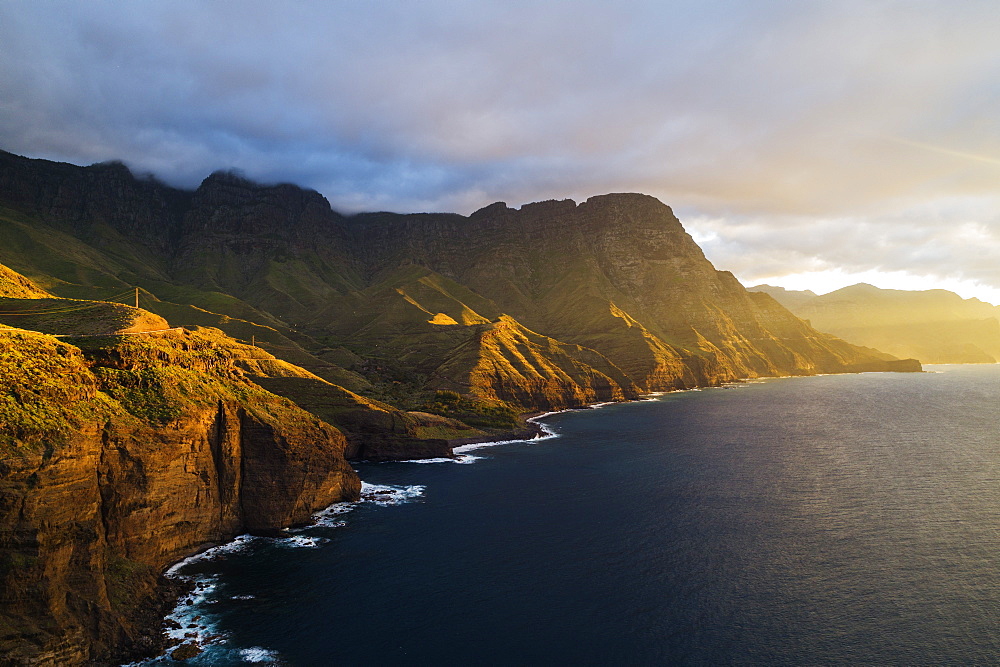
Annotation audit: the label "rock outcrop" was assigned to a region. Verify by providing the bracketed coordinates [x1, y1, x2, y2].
[0, 327, 359, 665]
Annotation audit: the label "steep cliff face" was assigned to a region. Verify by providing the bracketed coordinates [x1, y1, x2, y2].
[348, 194, 912, 390]
[169, 171, 362, 323]
[0, 328, 360, 665]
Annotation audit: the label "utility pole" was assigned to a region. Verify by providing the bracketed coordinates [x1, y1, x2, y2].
[251, 334, 255, 347]
[134, 287, 139, 309]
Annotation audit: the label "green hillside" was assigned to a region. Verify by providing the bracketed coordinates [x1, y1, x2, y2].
[0, 150, 919, 434]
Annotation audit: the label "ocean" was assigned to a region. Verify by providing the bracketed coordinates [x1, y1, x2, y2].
[138, 364, 1000, 665]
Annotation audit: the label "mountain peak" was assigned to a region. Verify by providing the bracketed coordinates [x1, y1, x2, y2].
[201, 169, 256, 187]
[470, 201, 510, 218]
[517, 198, 577, 216]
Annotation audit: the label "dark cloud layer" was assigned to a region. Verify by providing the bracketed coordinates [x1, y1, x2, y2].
[2, 1, 999, 301]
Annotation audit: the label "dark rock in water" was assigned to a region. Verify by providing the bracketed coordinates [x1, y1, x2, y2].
[171, 641, 203, 660]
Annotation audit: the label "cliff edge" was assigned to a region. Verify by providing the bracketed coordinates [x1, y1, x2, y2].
[0, 326, 360, 665]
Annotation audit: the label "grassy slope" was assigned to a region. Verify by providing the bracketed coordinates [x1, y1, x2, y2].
[0, 298, 169, 335]
[0, 206, 368, 390]
[0, 269, 484, 459]
[0, 262, 51, 299]
[0, 329, 111, 455]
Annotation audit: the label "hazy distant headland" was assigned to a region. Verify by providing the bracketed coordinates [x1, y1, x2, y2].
[752, 283, 1000, 364]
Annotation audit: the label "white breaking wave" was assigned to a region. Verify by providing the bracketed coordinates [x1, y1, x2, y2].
[279, 535, 329, 549]
[451, 422, 560, 455]
[165, 535, 258, 578]
[308, 500, 355, 528]
[239, 647, 282, 663]
[360, 482, 426, 505]
[398, 454, 482, 464]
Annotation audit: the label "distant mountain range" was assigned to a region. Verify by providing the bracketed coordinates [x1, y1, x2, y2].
[0, 148, 919, 664]
[749, 283, 1000, 364]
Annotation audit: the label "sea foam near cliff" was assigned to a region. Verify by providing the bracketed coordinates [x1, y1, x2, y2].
[132, 481, 427, 665]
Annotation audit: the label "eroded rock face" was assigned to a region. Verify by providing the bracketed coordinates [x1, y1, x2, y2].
[0, 330, 360, 665]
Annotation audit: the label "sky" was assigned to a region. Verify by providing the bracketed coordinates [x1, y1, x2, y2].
[2, 1, 1000, 304]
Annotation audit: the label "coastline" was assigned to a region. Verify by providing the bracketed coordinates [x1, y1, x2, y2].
[444, 397, 660, 453]
[129, 369, 926, 662]
[162, 365, 998, 664]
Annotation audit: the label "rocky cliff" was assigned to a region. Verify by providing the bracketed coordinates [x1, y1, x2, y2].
[0, 326, 360, 665]
[346, 195, 915, 391]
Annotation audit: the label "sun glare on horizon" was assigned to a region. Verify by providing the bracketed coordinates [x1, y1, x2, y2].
[748, 268, 1000, 306]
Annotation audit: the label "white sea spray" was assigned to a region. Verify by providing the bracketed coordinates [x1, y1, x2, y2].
[239, 646, 282, 662]
[360, 481, 426, 505]
[398, 454, 482, 464]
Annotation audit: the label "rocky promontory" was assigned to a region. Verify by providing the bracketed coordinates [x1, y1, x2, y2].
[0, 326, 360, 664]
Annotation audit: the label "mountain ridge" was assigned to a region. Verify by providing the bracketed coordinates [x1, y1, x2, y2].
[0, 149, 920, 402]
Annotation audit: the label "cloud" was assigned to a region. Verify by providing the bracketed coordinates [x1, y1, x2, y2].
[684, 195, 1000, 302]
[2, 0, 1000, 299]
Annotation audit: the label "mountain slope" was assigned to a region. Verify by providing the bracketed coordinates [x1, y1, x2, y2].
[0, 150, 918, 418]
[0, 262, 50, 298]
[348, 195, 916, 388]
[751, 283, 1000, 363]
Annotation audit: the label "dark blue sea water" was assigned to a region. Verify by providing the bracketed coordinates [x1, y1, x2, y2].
[143, 365, 1000, 665]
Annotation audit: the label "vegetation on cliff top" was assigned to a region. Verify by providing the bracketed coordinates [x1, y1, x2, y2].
[0, 330, 110, 454]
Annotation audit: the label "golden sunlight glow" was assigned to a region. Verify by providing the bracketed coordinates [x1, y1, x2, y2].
[752, 268, 1000, 306]
[888, 137, 1000, 168]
